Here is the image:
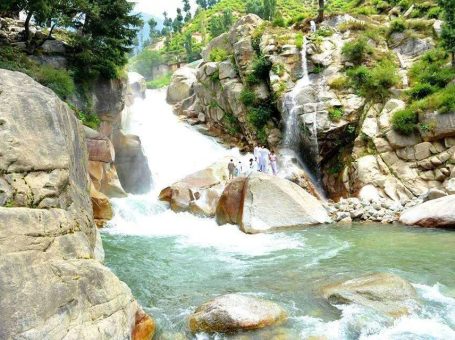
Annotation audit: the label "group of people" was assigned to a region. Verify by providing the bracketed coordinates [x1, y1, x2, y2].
[227, 146, 278, 180]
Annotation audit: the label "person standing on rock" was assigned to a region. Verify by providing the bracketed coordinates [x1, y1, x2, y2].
[247, 158, 256, 176]
[235, 161, 243, 177]
[254, 144, 260, 161]
[228, 159, 236, 180]
[269, 150, 278, 175]
[260, 146, 270, 173]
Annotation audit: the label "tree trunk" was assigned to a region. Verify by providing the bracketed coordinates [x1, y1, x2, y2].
[317, 0, 324, 23]
[24, 11, 33, 44]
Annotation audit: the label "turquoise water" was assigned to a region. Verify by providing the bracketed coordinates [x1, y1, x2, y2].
[102, 88, 455, 339]
[102, 222, 455, 339]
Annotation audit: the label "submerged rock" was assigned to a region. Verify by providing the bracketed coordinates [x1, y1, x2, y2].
[399, 195, 455, 228]
[322, 273, 418, 318]
[216, 173, 331, 233]
[188, 294, 287, 333]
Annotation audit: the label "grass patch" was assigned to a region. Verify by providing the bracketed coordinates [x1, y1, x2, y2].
[240, 88, 257, 106]
[146, 73, 172, 89]
[209, 48, 229, 62]
[391, 108, 418, 135]
[295, 33, 304, 50]
[328, 107, 344, 122]
[342, 37, 373, 65]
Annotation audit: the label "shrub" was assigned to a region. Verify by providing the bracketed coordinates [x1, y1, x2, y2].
[408, 83, 436, 100]
[295, 33, 304, 50]
[246, 73, 261, 86]
[329, 76, 349, 90]
[251, 55, 272, 81]
[312, 64, 324, 74]
[272, 16, 286, 27]
[415, 85, 455, 114]
[271, 63, 285, 76]
[247, 105, 272, 129]
[348, 61, 399, 100]
[338, 20, 368, 33]
[209, 48, 229, 62]
[222, 112, 241, 135]
[69, 104, 101, 130]
[427, 7, 441, 19]
[316, 27, 334, 37]
[342, 37, 372, 65]
[388, 18, 407, 35]
[240, 88, 257, 106]
[210, 69, 220, 82]
[35, 66, 75, 99]
[391, 109, 418, 135]
[146, 73, 172, 89]
[328, 107, 344, 121]
[409, 49, 455, 88]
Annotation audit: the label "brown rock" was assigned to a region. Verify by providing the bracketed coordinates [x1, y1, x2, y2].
[132, 309, 156, 340]
[215, 177, 247, 225]
[90, 183, 113, 226]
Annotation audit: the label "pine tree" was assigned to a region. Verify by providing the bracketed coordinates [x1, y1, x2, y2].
[173, 8, 184, 33]
[183, 0, 191, 22]
[439, 0, 455, 66]
[196, 0, 208, 10]
[263, 0, 276, 21]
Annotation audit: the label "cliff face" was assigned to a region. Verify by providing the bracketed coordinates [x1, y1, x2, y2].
[0, 69, 151, 339]
[168, 13, 455, 203]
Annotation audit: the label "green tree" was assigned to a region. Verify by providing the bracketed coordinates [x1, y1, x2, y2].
[196, 0, 208, 9]
[173, 8, 184, 33]
[183, 0, 191, 22]
[148, 18, 158, 40]
[263, 0, 276, 20]
[439, 0, 455, 66]
[71, 0, 142, 79]
[245, 0, 264, 18]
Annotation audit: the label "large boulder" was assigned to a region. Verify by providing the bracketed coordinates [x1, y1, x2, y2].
[114, 131, 152, 194]
[128, 72, 147, 99]
[399, 195, 455, 228]
[159, 160, 227, 217]
[216, 173, 331, 233]
[188, 294, 287, 333]
[166, 66, 197, 104]
[0, 69, 153, 339]
[201, 32, 233, 62]
[322, 273, 418, 318]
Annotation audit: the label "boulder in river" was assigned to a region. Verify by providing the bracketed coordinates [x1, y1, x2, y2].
[166, 66, 197, 105]
[322, 273, 418, 318]
[188, 294, 287, 333]
[216, 173, 331, 233]
[399, 195, 455, 228]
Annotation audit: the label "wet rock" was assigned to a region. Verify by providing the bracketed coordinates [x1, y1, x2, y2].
[216, 173, 331, 233]
[322, 273, 418, 318]
[166, 66, 197, 104]
[400, 195, 455, 228]
[188, 294, 287, 333]
[132, 308, 156, 340]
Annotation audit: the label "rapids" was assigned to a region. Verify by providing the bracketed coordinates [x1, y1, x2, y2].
[102, 89, 455, 339]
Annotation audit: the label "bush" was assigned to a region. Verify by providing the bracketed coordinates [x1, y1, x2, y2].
[348, 61, 399, 100]
[388, 18, 407, 35]
[391, 109, 418, 135]
[328, 107, 344, 121]
[209, 48, 229, 62]
[251, 55, 272, 81]
[210, 69, 220, 82]
[247, 105, 272, 129]
[338, 21, 368, 33]
[69, 104, 101, 130]
[146, 73, 172, 89]
[240, 88, 257, 106]
[408, 83, 437, 100]
[272, 17, 286, 27]
[427, 7, 441, 19]
[35, 66, 75, 99]
[295, 33, 303, 50]
[222, 112, 241, 135]
[246, 73, 261, 86]
[342, 37, 372, 65]
[329, 76, 349, 90]
[409, 49, 455, 88]
[414, 85, 455, 114]
[316, 27, 334, 37]
[271, 63, 285, 76]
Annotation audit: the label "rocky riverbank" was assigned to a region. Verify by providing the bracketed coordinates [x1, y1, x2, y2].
[0, 69, 154, 339]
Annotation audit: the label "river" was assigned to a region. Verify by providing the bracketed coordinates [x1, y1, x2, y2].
[102, 89, 455, 339]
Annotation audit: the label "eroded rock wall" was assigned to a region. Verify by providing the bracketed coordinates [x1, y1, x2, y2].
[0, 69, 150, 339]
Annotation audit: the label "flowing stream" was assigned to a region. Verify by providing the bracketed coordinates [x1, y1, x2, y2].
[102, 89, 455, 339]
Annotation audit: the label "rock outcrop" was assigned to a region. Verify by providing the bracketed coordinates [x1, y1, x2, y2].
[0, 69, 154, 339]
[188, 294, 287, 333]
[399, 195, 455, 228]
[166, 66, 197, 104]
[216, 173, 331, 233]
[159, 159, 228, 217]
[322, 273, 418, 318]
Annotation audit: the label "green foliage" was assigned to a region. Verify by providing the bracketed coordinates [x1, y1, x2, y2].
[388, 18, 407, 35]
[129, 49, 164, 79]
[329, 76, 349, 90]
[69, 103, 101, 129]
[409, 49, 455, 88]
[391, 109, 418, 135]
[35, 65, 75, 99]
[0, 46, 74, 99]
[247, 104, 272, 129]
[271, 63, 285, 76]
[427, 6, 441, 19]
[209, 48, 229, 62]
[146, 73, 172, 89]
[342, 37, 372, 65]
[209, 9, 234, 37]
[413, 84, 455, 114]
[312, 64, 324, 74]
[328, 107, 344, 121]
[316, 26, 334, 37]
[295, 33, 303, 50]
[246, 73, 261, 86]
[210, 68, 220, 82]
[407, 83, 437, 100]
[240, 88, 257, 106]
[347, 61, 399, 101]
[222, 111, 242, 135]
[252, 55, 272, 80]
[438, 0, 455, 65]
